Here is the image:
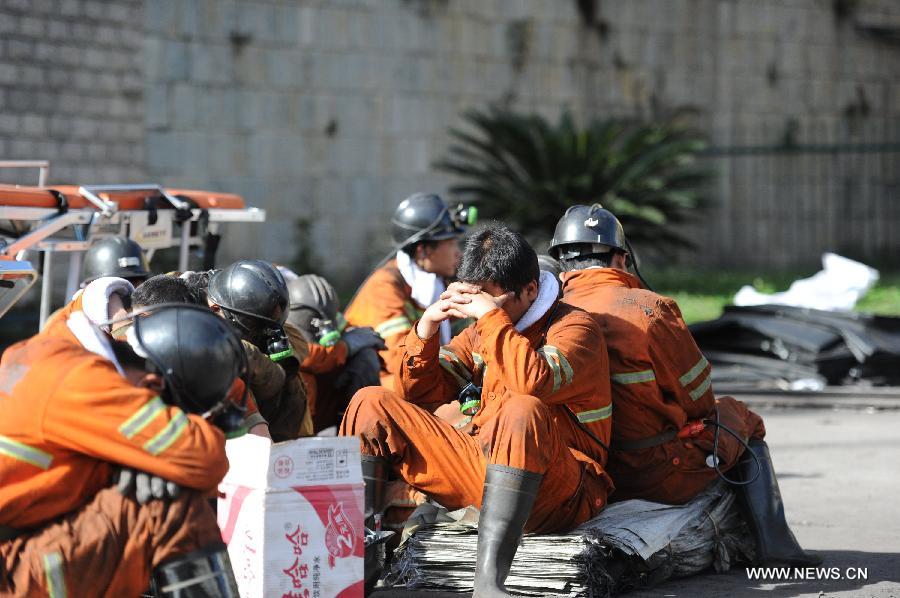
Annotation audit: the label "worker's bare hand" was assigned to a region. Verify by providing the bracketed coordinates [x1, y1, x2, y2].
[440, 282, 481, 300]
[446, 290, 513, 320]
[416, 299, 468, 339]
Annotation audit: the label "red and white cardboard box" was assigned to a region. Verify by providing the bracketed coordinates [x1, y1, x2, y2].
[217, 435, 365, 598]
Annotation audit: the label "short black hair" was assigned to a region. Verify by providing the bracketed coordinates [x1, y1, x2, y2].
[132, 275, 198, 308]
[457, 223, 539, 297]
[181, 270, 217, 305]
[558, 243, 623, 272]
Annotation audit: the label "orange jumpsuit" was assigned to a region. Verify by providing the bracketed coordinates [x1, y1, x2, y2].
[300, 341, 349, 432]
[341, 302, 615, 533]
[560, 268, 765, 504]
[43, 292, 267, 431]
[0, 333, 228, 596]
[344, 260, 422, 387]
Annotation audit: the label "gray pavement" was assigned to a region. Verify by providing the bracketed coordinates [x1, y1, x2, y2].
[374, 405, 900, 597]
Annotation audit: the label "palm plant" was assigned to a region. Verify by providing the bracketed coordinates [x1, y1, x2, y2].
[434, 107, 712, 251]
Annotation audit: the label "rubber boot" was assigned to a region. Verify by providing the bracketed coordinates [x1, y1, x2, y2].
[738, 439, 822, 566]
[361, 455, 387, 529]
[150, 544, 239, 597]
[472, 464, 542, 597]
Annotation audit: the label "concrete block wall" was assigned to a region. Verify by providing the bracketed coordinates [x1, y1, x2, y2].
[2, 0, 899, 288]
[0, 0, 145, 185]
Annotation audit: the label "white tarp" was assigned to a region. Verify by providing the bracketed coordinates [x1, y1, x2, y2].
[733, 252, 879, 312]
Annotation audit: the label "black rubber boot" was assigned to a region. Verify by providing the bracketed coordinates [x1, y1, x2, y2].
[738, 439, 822, 566]
[472, 464, 542, 597]
[361, 455, 387, 529]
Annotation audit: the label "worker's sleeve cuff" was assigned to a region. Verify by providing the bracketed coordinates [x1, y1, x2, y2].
[242, 411, 268, 429]
[404, 322, 440, 359]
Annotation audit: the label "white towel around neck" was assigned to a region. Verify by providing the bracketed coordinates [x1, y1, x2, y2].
[66, 311, 126, 377]
[395, 250, 451, 344]
[514, 270, 559, 332]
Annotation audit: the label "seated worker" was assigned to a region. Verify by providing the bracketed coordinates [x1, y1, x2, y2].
[130, 273, 271, 438]
[344, 193, 468, 387]
[549, 204, 819, 566]
[207, 259, 313, 440]
[342, 224, 614, 597]
[81, 236, 151, 288]
[287, 274, 385, 433]
[0, 305, 247, 596]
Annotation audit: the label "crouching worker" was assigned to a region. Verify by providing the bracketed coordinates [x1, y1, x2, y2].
[287, 274, 385, 433]
[207, 260, 313, 440]
[0, 304, 247, 597]
[342, 224, 614, 596]
[550, 204, 819, 566]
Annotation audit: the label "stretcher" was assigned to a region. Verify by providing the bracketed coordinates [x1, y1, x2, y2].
[0, 160, 265, 327]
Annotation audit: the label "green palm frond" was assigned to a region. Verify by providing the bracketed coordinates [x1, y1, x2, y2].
[434, 107, 713, 251]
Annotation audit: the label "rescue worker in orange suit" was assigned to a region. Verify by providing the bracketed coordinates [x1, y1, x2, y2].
[342, 224, 614, 596]
[344, 193, 469, 388]
[287, 274, 385, 433]
[0, 305, 247, 596]
[549, 204, 820, 566]
[207, 260, 313, 440]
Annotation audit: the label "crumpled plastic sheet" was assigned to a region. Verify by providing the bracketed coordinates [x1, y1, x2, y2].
[733, 252, 879, 312]
[384, 481, 754, 596]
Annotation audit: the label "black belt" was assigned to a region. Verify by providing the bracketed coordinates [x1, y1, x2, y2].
[0, 525, 20, 542]
[612, 429, 677, 452]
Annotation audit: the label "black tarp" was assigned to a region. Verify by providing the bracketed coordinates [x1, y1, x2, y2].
[689, 305, 900, 388]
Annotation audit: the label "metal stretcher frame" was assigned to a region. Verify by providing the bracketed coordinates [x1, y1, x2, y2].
[0, 161, 266, 327]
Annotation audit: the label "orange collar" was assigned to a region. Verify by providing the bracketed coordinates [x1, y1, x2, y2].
[560, 268, 642, 291]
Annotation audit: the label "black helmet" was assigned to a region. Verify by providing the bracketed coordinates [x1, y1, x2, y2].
[207, 260, 289, 331]
[390, 193, 468, 248]
[128, 304, 247, 432]
[287, 274, 342, 346]
[82, 236, 151, 285]
[548, 204, 628, 260]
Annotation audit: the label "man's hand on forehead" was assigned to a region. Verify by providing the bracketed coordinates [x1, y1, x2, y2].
[441, 281, 482, 299]
[444, 288, 513, 320]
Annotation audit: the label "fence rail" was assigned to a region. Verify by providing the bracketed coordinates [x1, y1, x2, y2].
[694, 124, 900, 270]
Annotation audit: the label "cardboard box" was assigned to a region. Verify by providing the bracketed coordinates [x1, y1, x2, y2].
[218, 435, 365, 598]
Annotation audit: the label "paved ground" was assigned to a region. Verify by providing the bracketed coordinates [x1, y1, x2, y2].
[374, 403, 900, 597]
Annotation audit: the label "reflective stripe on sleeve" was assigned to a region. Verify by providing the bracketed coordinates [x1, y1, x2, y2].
[577, 404, 612, 423]
[374, 316, 412, 338]
[0, 434, 53, 470]
[143, 412, 189, 456]
[679, 356, 710, 387]
[541, 346, 573, 386]
[439, 348, 471, 387]
[611, 369, 656, 384]
[43, 551, 67, 598]
[118, 396, 166, 439]
[689, 375, 713, 401]
[537, 348, 562, 393]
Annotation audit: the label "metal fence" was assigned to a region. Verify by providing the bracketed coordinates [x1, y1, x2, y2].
[693, 120, 900, 271]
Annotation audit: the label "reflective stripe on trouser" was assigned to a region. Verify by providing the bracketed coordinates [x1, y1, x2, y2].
[340, 387, 613, 533]
[0, 488, 223, 597]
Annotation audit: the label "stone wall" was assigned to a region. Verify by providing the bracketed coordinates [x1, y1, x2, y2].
[2, 0, 899, 290]
[0, 0, 145, 185]
[142, 0, 900, 284]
